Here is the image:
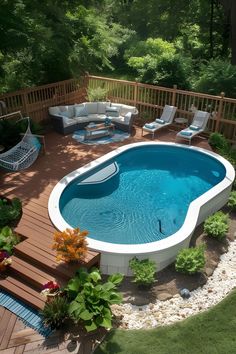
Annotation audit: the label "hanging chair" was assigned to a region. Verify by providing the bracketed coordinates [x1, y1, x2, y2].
[0, 113, 42, 171]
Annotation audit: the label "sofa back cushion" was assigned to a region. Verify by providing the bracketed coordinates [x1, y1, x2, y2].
[59, 105, 75, 118]
[75, 104, 87, 117]
[120, 105, 136, 116]
[86, 102, 98, 114]
[49, 106, 60, 115]
[106, 105, 120, 117]
[97, 102, 107, 114]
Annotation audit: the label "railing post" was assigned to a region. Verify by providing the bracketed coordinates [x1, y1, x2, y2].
[172, 84, 177, 106]
[215, 92, 225, 132]
[23, 91, 30, 117]
[134, 80, 138, 106]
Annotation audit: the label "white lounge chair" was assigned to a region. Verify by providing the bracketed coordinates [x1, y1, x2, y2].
[142, 105, 177, 139]
[175, 110, 210, 145]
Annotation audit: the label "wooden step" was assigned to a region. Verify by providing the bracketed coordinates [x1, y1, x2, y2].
[0, 275, 45, 310]
[9, 256, 56, 290]
[14, 240, 94, 281]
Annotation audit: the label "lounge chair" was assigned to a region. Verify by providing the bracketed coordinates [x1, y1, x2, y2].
[175, 110, 210, 145]
[142, 105, 177, 138]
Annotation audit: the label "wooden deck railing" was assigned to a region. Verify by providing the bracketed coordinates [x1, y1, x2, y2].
[1, 74, 236, 142]
[0, 78, 87, 124]
[87, 75, 236, 143]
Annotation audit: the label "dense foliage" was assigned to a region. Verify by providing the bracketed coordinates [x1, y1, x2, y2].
[204, 211, 229, 240]
[228, 191, 236, 211]
[129, 257, 156, 287]
[0, 198, 22, 228]
[66, 268, 123, 332]
[0, 226, 20, 254]
[175, 244, 205, 275]
[1, 1, 236, 96]
[41, 296, 70, 329]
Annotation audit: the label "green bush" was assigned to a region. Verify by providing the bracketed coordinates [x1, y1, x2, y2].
[228, 191, 236, 210]
[0, 198, 22, 228]
[129, 257, 156, 287]
[0, 226, 20, 254]
[208, 132, 229, 151]
[66, 268, 123, 332]
[194, 59, 236, 98]
[204, 211, 229, 240]
[41, 296, 69, 329]
[86, 86, 108, 102]
[175, 244, 205, 275]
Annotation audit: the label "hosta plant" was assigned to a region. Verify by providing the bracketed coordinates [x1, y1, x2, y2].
[227, 191, 236, 211]
[66, 268, 123, 332]
[0, 198, 22, 227]
[52, 228, 88, 262]
[41, 296, 69, 329]
[0, 226, 20, 254]
[129, 257, 156, 287]
[175, 244, 206, 275]
[204, 211, 229, 240]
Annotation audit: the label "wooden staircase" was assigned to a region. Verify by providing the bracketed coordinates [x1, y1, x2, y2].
[0, 223, 100, 311]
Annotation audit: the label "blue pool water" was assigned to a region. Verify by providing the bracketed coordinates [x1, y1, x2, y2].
[60, 145, 226, 244]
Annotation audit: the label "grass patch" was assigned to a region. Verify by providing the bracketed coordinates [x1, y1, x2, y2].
[96, 290, 236, 354]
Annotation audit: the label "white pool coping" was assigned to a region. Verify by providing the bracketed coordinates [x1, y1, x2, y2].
[48, 142, 235, 256]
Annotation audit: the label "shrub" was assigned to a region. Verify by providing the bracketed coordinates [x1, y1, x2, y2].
[0, 226, 20, 254]
[66, 268, 123, 332]
[228, 191, 236, 211]
[194, 59, 236, 98]
[52, 228, 88, 263]
[175, 244, 205, 275]
[86, 86, 108, 102]
[129, 257, 156, 287]
[208, 132, 229, 151]
[204, 211, 229, 240]
[41, 296, 69, 329]
[0, 198, 22, 227]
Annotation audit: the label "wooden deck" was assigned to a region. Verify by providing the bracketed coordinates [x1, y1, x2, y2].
[0, 125, 211, 352]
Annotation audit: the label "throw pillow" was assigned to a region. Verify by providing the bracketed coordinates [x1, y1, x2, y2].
[124, 112, 131, 124]
[75, 105, 87, 117]
[155, 118, 165, 124]
[59, 110, 70, 118]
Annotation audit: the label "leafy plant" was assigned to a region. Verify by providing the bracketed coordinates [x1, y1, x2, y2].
[0, 226, 20, 254]
[228, 191, 236, 211]
[0, 198, 22, 227]
[41, 296, 69, 329]
[208, 132, 230, 151]
[86, 86, 108, 102]
[129, 257, 156, 287]
[52, 228, 88, 263]
[204, 211, 229, 240]
[175, 244, 205, 275]
[66, 268, 123, 332]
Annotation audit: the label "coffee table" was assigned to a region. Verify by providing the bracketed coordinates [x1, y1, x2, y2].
[84, 123, 115, 140]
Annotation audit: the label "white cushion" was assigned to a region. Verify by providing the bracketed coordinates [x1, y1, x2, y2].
[62, 117, 77, 127]
[106, 106, 120, 117]
[59, 105, 74, 118]
[86, 102, 98, 114]
[87, 114, 106, 120]
[120, 105, 136, 116]
[74, 116, 90, 123]
[112, 116, 125, 123]
[97, 102, 107, 114]
[75, 104, 87, 117]
[49, 106, 60, 115]
[124, 112, 132, 124]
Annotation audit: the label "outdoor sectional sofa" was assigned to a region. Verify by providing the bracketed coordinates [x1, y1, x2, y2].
[49, 102, 139, 135]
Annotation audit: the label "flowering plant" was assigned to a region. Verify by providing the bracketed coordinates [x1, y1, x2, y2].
[52, 228, 88, 263]
[41, 281, 60, 298]
[0, 250, 12, 271]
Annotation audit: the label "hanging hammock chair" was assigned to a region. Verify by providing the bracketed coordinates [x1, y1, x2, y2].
[0, 113, 42, 171]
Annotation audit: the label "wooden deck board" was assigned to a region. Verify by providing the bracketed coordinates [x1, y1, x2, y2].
[0, 127, 212, 352]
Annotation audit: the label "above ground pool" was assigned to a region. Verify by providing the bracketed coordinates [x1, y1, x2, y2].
[49, 142, 235, 275]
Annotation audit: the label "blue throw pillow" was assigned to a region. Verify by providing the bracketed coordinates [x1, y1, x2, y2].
[32, 136, 41, 150]
[59, 110, 70, 118]
[75, 105, 87, 117]
[190, 125, 200, 131]
[106, 106, 120, 117]
[180, 131, 192, 136]
[104, 117, 112, 126]
[155, 118, 165, 124]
